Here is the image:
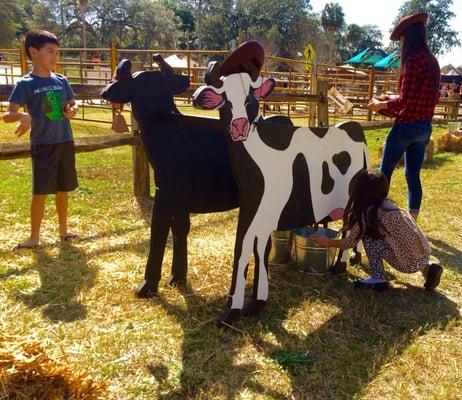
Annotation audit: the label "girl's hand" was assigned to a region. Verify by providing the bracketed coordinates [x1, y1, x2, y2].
[15, 113, 31, 137]
[310, 234, 330, 247]
[63, 104, 77, 119]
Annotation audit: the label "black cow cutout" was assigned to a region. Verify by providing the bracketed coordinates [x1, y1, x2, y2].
[101, 57, 293, 297]
[101, 57, 240, 296]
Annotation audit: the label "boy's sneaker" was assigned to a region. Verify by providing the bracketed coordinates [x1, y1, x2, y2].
[424, 264, 443, 291]
[353, 278, 389, 292]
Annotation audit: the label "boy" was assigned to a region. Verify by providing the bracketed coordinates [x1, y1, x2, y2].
[2, 30, 79, 250]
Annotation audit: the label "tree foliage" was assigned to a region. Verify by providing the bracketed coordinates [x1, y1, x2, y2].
[1, 0, 460, 65]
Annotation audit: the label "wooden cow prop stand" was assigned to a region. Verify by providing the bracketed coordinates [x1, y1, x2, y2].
[193, 41, 370, 326]
[101, 56, 239, 297]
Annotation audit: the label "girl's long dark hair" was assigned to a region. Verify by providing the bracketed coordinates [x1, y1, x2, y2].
[343, 169, 389, 240]
[398, 22, 440, 89]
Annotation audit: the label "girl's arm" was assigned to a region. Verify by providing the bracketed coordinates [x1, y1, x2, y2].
[311, 223, 361, 249]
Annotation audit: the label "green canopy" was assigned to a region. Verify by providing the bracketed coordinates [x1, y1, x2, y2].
[346, 48, 369, 64]
[374, 50, 400, 70]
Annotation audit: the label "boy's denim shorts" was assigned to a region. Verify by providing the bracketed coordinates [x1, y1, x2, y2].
[31, 140, 78, 195]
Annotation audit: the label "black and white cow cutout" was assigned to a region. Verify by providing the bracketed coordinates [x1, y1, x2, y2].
[194, 60, 370, 326]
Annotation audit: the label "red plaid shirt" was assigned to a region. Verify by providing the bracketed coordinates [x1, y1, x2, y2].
[387, 50, 440, 124]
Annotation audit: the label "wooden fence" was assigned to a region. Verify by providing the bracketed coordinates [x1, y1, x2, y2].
[1, 43, 461, 198]
[1, 81, 340, 198]
[1, 41, 461, 123]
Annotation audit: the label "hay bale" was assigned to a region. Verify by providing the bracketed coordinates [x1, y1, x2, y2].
[0, 330, 108, 400]
[377, 137, 435, 166]
[437, 132, 462, 153]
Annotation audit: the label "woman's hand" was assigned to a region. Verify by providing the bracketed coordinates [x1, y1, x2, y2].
[367, 98, 388, 112]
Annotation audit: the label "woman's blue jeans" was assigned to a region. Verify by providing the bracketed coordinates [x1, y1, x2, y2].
[380, 120, 432, 213]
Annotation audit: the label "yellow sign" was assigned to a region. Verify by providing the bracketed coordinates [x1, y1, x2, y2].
[303, 43, 316, 73]
[303, 44, 316, 62]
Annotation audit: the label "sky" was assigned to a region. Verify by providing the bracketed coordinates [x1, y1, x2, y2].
[309, 0, 462, 67]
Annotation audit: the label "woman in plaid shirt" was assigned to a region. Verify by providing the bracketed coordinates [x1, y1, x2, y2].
[368, 12, 440, 222]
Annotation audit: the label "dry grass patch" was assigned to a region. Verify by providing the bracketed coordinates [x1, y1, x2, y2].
[0, 119, 461, 399]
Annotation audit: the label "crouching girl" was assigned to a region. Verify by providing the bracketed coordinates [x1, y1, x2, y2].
[311, 169, 442, 291]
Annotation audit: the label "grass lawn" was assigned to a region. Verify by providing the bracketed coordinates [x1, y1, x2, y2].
[0, 114, 461, 399]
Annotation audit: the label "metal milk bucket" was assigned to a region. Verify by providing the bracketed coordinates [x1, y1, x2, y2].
[293, 227, 340, 274]
[268, 230, 293, 264]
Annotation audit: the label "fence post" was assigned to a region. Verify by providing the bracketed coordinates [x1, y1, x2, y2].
[110, 39, 118, 77]
[130, 61, 150, 198]
[367, 69, 375, 121]
[309, 55, 318, 126]
[19, 40, 28, 75]
[317, 80, 329, 127]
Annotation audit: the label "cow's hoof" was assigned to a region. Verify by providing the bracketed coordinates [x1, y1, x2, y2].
[242, 299, 266, 317]
[167, 275, 187, 287]
[216, 306, 241, 328]
[330, 261, 347, 275]
[135, 280, 158, 298]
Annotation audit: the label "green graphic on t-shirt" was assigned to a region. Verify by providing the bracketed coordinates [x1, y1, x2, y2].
[43, 90, 64, 120]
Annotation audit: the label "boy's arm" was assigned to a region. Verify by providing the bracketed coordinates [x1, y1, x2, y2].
[63, 98, 78, 119]
[2, 102, 32, 137]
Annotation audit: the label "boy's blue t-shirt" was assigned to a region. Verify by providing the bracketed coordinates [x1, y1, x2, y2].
[8, 73, 75, 145]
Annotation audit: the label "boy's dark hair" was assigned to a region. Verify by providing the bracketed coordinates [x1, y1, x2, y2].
[343, 168, 390, 240]
[24, 30, 59, 60]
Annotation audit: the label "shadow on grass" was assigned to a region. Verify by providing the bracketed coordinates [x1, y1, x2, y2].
[422, 152, 456, 170]
[147, 266, 460, 399]
[428, 237, 462, 272]
[13, 243, 98, 322]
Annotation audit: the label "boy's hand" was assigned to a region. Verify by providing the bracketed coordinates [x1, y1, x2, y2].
[15, 113, 31, 137]
[310, 234, 330, 247]
[63, 104, 77, 119]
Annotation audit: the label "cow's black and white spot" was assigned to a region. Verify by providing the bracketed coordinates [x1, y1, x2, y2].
[321, 161, 335, 194]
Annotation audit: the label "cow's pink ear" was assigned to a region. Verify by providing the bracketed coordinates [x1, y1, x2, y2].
[193, 87, 226, 110]
[251, 78, 275, 99]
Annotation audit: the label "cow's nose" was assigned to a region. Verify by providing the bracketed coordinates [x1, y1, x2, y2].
[231, 118, 249, 141]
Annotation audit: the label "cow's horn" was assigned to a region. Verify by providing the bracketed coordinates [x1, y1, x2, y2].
[205, 61, 223, 88]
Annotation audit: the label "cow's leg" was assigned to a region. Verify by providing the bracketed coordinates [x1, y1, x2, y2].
[136, 196, 171, 298]
[243, 235, 271, 317]
[217, 215, 256, 327]
[168, 212, 190, 287]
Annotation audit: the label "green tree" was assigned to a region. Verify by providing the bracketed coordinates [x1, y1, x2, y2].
[321, 2, 345, 32]
[341, 23, 383, 60]
[0, 1, 28, 47]
[393, 0, 460, 55]
[320, 2, 345, 63]
[236, 0, 311, 58]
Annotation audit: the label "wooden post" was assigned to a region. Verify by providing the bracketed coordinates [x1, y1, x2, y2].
[309, 54, 318, 126]
[367, 69, 375, 121]
[317, 80, 329, 127]
[110, 39, 118, 77]
[130, 61, 150, 198]
[19, 40, 28, 75]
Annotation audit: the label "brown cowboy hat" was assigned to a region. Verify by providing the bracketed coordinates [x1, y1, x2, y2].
[220, 40, 265, 80]
[390, 12, 428, 41]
